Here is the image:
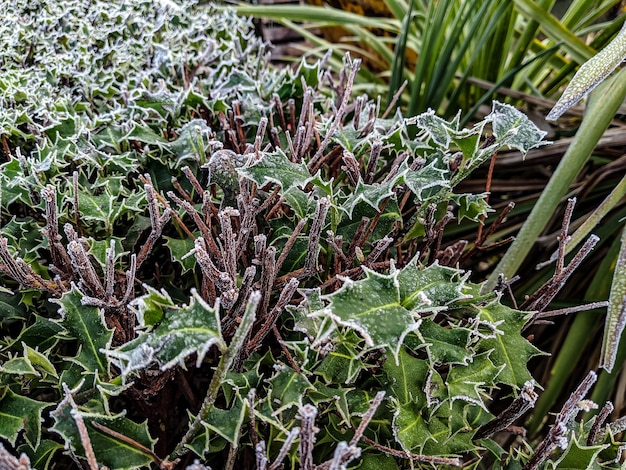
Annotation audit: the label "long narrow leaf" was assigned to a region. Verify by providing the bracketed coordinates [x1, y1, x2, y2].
[600, 226, 626, 372]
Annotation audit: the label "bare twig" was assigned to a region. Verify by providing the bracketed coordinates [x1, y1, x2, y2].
[474, 381, 538, 439]
[304, 197, 330, 275]
[523, 371, 597, 470]
[63, 384, 98, 470]
[308, 56, 361, 169]
[298, 404, 318, 470]
[588, 401, 614, 445]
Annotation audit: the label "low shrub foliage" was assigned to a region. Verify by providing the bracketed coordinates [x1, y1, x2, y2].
[0, 1, 624, 469]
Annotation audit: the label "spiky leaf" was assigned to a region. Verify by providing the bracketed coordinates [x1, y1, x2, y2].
[53, 286, 113, 375]
[0, 388, 49, 449]
[105, 289, 225, 379]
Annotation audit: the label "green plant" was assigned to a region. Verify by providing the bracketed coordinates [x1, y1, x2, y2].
[1, 1, 625, 469]
[233, 0, 625, 119]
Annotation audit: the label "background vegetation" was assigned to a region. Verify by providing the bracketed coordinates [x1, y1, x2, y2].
[1, 0, 626, 469]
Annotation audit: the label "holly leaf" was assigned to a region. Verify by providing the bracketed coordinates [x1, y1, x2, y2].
[268, 364, 314, 413]
[239, 150, 312, 190]
[52, 286, 113, 374]
[412, 318, 472, 365]
[445, 352, 503, 409]
[553, 435, 607, 470]
[488, 101, 548, 156]
[105, 289, 225, 379]
[20, 439, 63, 470]
[164, 235, 197, 274]
[50, 398, 155, 470]
[397, 259, 470, 310]
[312, 268, 421, 363]
[0, 387, 50, 450]
[473, 299, 543, 389]
[403, 159, 449, 202]
[383, 347, 429, 406]
[340, 170, 405, 219]
[201, 393, 248, 445]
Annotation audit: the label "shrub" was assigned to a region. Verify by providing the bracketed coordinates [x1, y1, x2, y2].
[0, 1, 623, 469]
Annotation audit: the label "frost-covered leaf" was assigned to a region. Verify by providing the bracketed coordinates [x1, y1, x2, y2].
[383, 347, 429, 406]
[473, 300, 543, 389]
[552, 435, 608, 470]
[20, 439, 63, 470]
[413, 318, 472, 365]
[403, 159, 449, 202]
[202, 393, 248, 445]
[312, 260, 470, 363]
[312, 268, 421, 363]
[445, 352, 503, 409]
[315, 331, 369, 385]
[488, 101, 548, 156]
[409, 109, 457, 148]
[268, 364, 314, 413]
[340, 170, 405, 218]
[397, 259, 470, 309]
[165, 235, 197, 274]
[105, 289, 225, 379]
[50, 397, 155, 470]
[239, 150, 312, 190]
[53, 286, 113, 374]
[0, 388, 49, 449]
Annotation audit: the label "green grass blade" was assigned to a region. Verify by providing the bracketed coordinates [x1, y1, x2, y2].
[388, 0, 414, 104]
[600, 226, 626, 371]
[513, 0, 595, 63]
[231, 4, 399, 31]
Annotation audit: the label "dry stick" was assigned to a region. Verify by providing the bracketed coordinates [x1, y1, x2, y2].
[67, 239, 106, 298]
[303, 197, 331, 275]
[315, 393, 388, 470]
[267, 427, 300, 470]
[359, 434, 462, 467]
[588, 401, 614, 446]
[181, 166, 205, 199]
[248, 277, 299, 350]
[122, 254, 137, 305]
[531, 301, 609, 321]
[320, 261, 391, 291]
[308, 57, 361, 170]
[247, 389, 260, 449]
[523, 371, 597, 470]
[364, 140, 383, 184]
[170, 292, 260, 461]
[523, 199, 599, 314]
[460, 201, 515, 264]
[225, 266, 257, 335]
[167, 191, 220, 259]
[476, 151, 498, 242]
[171, 177, 195, 206]
[474, 381, 538, 439]
[381, 80, 408, 119]
[138, 174, 195, 240]
[62, 384, 98, 470]
[104, 239, 115, 302]
[366, 236, 393, 265]
[41, 185, 73, 278]
[136, 184, 171, 269]
[218, 208, 239, 282]
[272, 325, 302, 374]
[298, 404, 318, 470]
